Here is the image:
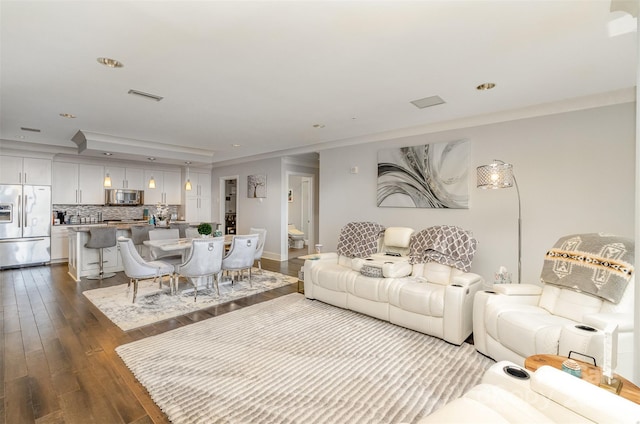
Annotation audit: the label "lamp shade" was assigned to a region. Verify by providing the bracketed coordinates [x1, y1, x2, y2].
[185, 179, 192, 191]
[148, 176, 156, 189]
[103, 173, 112, 187]
[477, 161, 514, 189]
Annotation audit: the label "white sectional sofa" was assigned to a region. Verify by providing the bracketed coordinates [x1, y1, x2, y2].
[420, 360, 640, 423]
[304, 223, 483, 345]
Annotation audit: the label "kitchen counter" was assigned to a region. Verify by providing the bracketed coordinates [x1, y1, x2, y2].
[66, 222, 191, 281]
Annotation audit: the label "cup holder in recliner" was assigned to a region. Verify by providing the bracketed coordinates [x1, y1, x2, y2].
[503, 365, 530, 380]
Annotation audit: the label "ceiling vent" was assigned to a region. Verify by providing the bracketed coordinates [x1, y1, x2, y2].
[128, 89, 164, 102]
[410, 95, 445, 109]
[20, 126, 41, 132]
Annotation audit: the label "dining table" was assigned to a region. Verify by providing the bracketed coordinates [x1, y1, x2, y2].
[143, 235, 234, 261]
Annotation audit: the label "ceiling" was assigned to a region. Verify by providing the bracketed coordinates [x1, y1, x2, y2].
[1, 1, 637, 166]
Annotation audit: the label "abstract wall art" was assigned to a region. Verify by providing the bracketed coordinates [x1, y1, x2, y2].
[247, 174, 267, 198]
[377, 139, 469, 208]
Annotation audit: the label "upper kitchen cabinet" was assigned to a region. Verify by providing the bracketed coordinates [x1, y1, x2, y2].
[104, 166, 145, 190]
[0, 155, 52, 185]
[144, 169, 181, 205]
[53, 162, 104, 204]
[185, 170, 212, 222]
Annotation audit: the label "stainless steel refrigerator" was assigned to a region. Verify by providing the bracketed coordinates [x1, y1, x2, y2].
[0, 185, 51, 268]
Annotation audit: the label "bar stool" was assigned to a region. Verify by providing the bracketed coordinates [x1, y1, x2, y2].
[85, 227, 117, 280]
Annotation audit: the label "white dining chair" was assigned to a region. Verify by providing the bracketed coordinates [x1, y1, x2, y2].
[148, 228, 182, 263]
[118, 237, 175, 303]
[222, 234, 259, 287]
[173, 237, 225, 301]
[249, 227, 267, 271]
[185, 227, 200, 239]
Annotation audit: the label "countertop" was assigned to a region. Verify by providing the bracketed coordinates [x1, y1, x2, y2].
[63, 221, 191, 232]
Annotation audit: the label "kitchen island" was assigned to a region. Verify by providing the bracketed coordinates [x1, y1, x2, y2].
[66, 223, 147, 282]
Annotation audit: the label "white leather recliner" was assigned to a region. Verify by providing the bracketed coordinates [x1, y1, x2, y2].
[473, 233, 635, 380]
[420, 360, 640, 423]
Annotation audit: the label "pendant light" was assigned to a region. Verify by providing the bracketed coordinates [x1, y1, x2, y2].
[185, 161, 192, 191]
[103, 171, 112, 187]
[147, 157, 156, 188]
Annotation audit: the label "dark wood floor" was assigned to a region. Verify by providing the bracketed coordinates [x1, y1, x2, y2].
[0, 258, 305, 424]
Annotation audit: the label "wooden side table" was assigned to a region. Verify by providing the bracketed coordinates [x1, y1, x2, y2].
[525, 354, 640, 405]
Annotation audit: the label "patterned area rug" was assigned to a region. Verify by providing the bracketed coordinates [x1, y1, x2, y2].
[83, 268, 297, 331]
[116, 294, 495, 423]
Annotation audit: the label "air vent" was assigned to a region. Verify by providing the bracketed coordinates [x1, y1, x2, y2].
[20, 127, 41, 132]
[128, 89, 164, 102]
[410, 95, 445, 109]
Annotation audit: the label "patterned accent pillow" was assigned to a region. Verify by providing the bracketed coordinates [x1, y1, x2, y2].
[360, 265, 384, 278]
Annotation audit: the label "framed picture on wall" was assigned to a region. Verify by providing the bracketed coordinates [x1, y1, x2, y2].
[288, 189, 293, 202]
[248, 174, 267, 198]
[377, 139, 469, 208]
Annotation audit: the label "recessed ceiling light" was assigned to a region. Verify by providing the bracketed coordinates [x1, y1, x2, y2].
[232, 144, 241, 147]
[476, 83, 496, 91]
[185, 161, 192, 165]
[103, 152, 113, 156]
[97, 57, 124, 68]
[312, 124, 325, 128]
[147, 157, 156, 161]
[59, 113, 76, 118]
[17, 135, 25, 139]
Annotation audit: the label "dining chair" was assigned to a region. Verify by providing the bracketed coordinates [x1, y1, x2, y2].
[222, 234, 259, 287]
[173, 237, 224, 301]
[185, 227, 200, 239]
[130, 224, 153, 259]
[169, 222, 190, 238]
[148, 228, 182, 263]
[118, 237, 175, 303]
[249, 227, 267, 271]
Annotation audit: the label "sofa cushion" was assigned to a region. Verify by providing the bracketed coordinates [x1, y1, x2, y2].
[495, 309, 574, 358]
[347, 274, 393, 302]
[419, 384, 554, 424]
[311, 262, 356, 293]
[389, 279, 445, 317]
[412, 262, 453, 285]
[539, 285, 602, 322]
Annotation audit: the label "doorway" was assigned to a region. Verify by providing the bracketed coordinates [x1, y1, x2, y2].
[286, 173, 314, 260]
[220, 177, 238, 235]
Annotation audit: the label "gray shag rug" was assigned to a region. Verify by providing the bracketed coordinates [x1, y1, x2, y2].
[116, 293, 494, 423]
[84, 268, 297, 330]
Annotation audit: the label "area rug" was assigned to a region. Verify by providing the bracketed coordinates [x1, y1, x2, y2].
[83, 268, 297, 331]
[116, 294, 495, 423]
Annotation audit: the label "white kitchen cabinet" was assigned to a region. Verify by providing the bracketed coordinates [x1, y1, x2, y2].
[53, 162, 104, 204]
[105, 166, 145, 190]
[144, 169, 181, 204]
[185, 171, 212, 222]
[51, 226, 70, 262]
[0, 155, 52, 185]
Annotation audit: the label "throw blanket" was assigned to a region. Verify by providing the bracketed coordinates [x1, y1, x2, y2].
[541, 233, 634, 304]
[409, 225, 477, 272]
[336, 222, 386, 258]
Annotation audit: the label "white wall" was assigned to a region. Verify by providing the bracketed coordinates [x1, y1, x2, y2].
[318, 102, 635, 285]
[212, 155, 319, 261]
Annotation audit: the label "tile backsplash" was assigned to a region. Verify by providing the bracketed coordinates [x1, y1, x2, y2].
[53, 205, 181, 223]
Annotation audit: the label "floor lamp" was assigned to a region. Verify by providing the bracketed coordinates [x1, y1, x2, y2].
[477, 159, 522, 284]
